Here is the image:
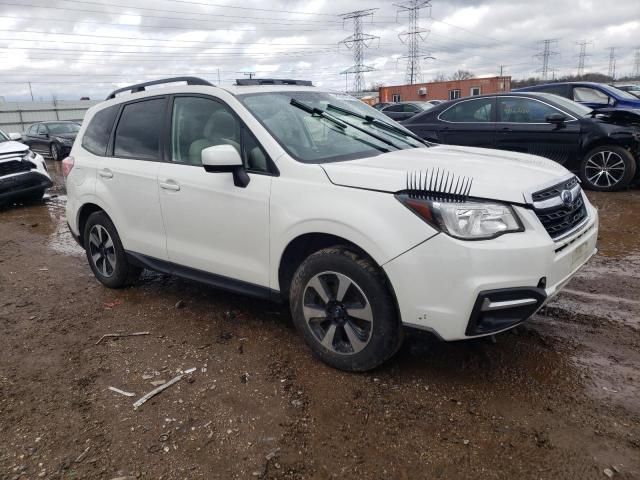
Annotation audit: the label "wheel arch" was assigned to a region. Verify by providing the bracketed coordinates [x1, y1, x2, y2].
[76, 202, 109, 247]
[277, 232, 402, 322]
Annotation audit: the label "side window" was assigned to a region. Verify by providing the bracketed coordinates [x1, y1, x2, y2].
[497, 98, 559, 123]
[383, 104, 404, 112]
[440, 98, 494, 122]
[114, 98, 165, 160]
[37, 124, 47, 135]
[171, 96, 241, 165]
[403, 104, 420, 112]
[540, 84, 568, 97]
[573, 87, 609, 104]
[81, 105, 118, 156]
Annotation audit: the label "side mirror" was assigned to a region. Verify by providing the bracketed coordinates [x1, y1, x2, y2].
[201, 144, 249, 188]
[8, 132, 22, 141]
[545, 113, 566, 124]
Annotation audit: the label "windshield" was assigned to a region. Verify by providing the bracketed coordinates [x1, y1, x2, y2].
[47, 123, 80, 134]
[537, 93, 593, 117]
[0, 130, 8, 142]
[238, 91, 424, 163]
[601, 84, 639, 101]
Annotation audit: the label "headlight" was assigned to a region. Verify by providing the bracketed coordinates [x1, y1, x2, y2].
[396, 194, 523, 240]
[22, 149, 36, 160]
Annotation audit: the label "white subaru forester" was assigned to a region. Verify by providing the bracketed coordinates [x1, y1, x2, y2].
[64, 77, 598, 371]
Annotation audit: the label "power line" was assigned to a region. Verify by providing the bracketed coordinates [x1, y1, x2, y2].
[339, 9, 379, 93]
[535, 39, 559, 80]
[395, 0, 431, 85]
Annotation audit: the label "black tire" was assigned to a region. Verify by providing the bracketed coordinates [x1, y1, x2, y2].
[580, 145, 636, 192]
[83, 211, 142, 288]
[20, 189, 45, 203]
[289, 247, 402, 372]
[50, 143, 60, 161]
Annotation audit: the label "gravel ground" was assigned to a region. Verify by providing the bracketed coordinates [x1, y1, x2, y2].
[0, 160, 638, 480]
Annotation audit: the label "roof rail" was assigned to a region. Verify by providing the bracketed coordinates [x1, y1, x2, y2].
[105, 76, 213, 100]
[235, 78, 313, 86]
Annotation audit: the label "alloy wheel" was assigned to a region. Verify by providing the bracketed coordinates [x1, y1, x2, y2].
[302, 271, 373, 355]
[50, 144, 59, 161]
[88, 224, 117, 277]
[585, 151, 626, 188]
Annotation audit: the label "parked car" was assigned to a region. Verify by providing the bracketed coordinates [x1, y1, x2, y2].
[22, 121, 80, 161]
[380, 101, 435, 121]
[0, 129, 52, 204]
[402, 92, 640, 191]
[513, 82, 640, 111]
[616, 84, 640, 99]
[372, 102, 394, 110]
[65, 77, 598, 371]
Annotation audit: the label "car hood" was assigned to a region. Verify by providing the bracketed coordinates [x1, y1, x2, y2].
[0, 140, 28, 156]
[320, 145, 570, 204]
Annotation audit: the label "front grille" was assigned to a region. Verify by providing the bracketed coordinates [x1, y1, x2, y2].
[0, 160, 31, 177]
[532, 178, 588, 239]
[531, 176, 579, 203]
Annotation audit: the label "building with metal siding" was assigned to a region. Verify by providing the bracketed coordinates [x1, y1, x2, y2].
[0, 100, 99, 134]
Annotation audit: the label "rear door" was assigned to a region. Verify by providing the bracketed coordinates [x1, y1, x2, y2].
[95, 96, 168, 260]
[494, 96, 580, 166]
[435, 97, 497, 147]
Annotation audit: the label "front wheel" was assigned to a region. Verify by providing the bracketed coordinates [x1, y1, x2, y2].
[83, 211, 142, 288]
[289, 247, 402, 372]
[580, 145, 636, 191]
[50, 143, 60, 161]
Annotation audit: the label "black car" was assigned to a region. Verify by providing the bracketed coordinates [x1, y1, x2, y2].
[380, 102, 434, 121]
[22, 121, 80, 161]
[403, 92, 640, 191]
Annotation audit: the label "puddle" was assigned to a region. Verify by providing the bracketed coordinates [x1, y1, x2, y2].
[585, 190, 640, 258]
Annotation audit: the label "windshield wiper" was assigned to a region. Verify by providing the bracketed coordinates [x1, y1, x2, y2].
[290, 99, 401, 151]
[326, 103, 432, 147]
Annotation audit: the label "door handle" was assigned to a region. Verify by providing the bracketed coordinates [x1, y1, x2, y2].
[98, 168, 113, 179]
[159, 181, 180, 192]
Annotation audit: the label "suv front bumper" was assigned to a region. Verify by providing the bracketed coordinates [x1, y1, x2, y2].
[383, 203, 598, 341]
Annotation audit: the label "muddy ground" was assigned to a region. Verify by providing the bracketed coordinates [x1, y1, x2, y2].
[1, 160, 638, 480]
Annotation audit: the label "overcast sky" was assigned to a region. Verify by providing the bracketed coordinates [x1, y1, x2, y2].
[0, 0, 638, 101]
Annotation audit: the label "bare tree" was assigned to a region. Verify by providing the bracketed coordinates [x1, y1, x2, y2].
[432, 72, 448, 82]
[449, 69, 474, 80]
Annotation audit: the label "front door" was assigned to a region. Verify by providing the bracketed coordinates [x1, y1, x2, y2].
[494, 96, 580, 166]
[158, 95, 272, 289]
[436, 97, 496, 147]
[95, 96, 168, 260]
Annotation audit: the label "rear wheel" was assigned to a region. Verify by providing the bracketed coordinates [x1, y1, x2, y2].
[83, 211, 142, 288]
[580, 145, 636, 191]
[289, 247, 402, 372]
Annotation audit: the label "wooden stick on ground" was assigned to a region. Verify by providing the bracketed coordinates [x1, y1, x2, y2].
[95, 331, 150, 345]
[133, 375, 183, 410]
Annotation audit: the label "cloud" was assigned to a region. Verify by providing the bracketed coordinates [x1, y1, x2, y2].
[0, 0, 637, 100]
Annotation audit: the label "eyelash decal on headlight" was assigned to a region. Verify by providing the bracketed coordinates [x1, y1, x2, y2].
[405, 169, 473, 202]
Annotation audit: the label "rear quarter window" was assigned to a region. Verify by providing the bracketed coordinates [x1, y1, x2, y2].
[81, 105, 119, 156]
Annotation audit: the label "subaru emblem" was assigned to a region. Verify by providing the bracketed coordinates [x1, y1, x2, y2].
[561, 189, 573, 207]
